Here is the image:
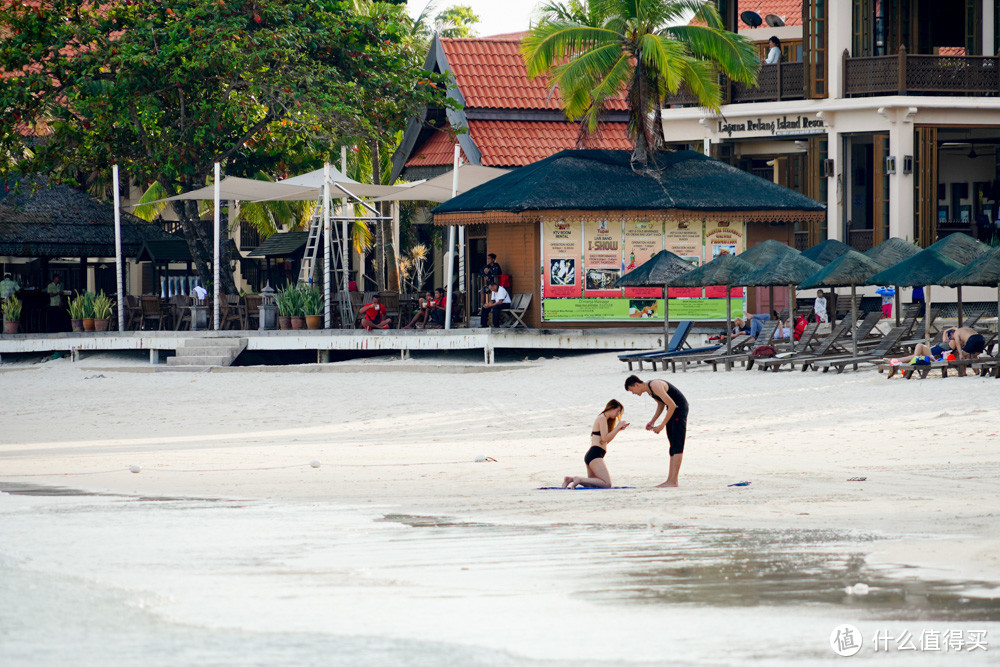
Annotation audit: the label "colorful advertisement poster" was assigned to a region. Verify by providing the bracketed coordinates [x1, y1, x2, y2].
[621, 219, 664, 298]
[543, 298, 730, 321]
[542, 219, 582, 297]
[664, 220, 704, 298]
[704, 221, 745, 299]
[582, 218, 623, 297]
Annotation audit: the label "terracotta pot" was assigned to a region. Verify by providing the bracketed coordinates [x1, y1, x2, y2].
[278, 316, 292, 330]
[305, 315, 323, 330]
[291, 316, 306, 330]
[94, 318, 109, 332]
[71, 318, 84, 333]
[3, 320, 18, 335]
[82, 318, 96, 331]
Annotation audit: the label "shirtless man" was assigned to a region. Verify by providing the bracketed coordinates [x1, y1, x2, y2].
[625, 375, 689, 488]
[898, 326, 957, 363]
[952, 326, 987, 359]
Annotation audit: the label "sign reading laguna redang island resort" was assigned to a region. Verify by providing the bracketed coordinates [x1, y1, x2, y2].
[540, 218, 747, 322]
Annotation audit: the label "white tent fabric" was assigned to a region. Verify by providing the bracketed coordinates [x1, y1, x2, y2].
[372, 165, 509, 203]
[152, 176, 319, 203]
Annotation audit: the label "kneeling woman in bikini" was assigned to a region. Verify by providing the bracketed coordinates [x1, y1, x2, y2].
[562, 399, 630, 489]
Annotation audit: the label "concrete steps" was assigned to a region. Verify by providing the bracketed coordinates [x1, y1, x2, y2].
[165, 337, 247, 368]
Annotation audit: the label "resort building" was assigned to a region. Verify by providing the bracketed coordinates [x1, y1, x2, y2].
[663, 0, 1000, 252]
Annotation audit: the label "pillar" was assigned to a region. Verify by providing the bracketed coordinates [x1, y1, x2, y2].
[889, 118, 916, 240]
[826, 128, 843, 241]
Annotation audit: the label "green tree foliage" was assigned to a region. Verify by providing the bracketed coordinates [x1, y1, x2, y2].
[435, 5, 481, 38]
[0, 0, 451, 291]
[523, 0, 759, 166]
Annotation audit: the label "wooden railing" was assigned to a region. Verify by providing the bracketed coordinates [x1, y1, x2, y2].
[844, 46, 1000, 97]
[794, 231, 809, 251]
[664, 62, 805, 107]
[848, 229, 874, 252]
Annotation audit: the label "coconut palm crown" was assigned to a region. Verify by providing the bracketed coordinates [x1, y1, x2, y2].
[523, 0, 760, 166]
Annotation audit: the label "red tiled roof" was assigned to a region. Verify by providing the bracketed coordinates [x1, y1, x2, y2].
[732, 1, 801, 29]
[439, 37, 628, 111]
[407, 121, 631, 168]
[690, 1, 801, 29]
[405, 127, 467, 167]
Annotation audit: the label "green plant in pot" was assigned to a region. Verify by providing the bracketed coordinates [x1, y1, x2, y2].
[286, 286, 306, 330]
[80, 291, 97, 331]
[68, 292, 87, 332]
[2, 295, 22, 334]
[302, 287, 324, 329]
[92, 291, 115, 332]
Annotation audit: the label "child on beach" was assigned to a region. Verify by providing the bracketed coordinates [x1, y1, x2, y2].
[562, 399, 629, 489]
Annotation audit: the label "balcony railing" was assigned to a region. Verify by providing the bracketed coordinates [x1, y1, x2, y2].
[844, 46, 1000, 97]
[848, 229, 874, 252]
[664, 62, 805, 107]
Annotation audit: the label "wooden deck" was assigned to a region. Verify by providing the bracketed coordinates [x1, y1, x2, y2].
[0, 328, 667, 365]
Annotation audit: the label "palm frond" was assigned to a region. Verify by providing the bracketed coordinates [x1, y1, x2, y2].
[665, 24, 759, 85]
[132, 181, 171, 222]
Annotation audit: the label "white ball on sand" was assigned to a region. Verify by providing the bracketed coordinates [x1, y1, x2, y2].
[129, 465, 141, 474]
[845, 583, 870, 595]
[309, 460, 321, 469]
[474, 454, 487, 463]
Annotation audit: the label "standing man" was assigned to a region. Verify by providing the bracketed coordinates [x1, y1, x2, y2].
[625, 375, 689, 488]
[480, 280, 511, 328]
[0, 273, 19, 300]
[45, 274, 63, 332]
[479, 253, 502, 286]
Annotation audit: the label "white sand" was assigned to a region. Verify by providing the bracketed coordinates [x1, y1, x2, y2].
[2, 350, 999, 585]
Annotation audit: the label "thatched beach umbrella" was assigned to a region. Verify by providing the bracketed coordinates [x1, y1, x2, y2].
[799, 249, 886, 358]
[666, 253, 755, 358]
[925, 233, 989, 324]
[868, 248, 965, 348]
[613, 249, 695, 352]
[864, 237, 922, 325]
[742, 253, 823, 347]
[939, 246, 1000, 329]
[738, 239, 800, 316]
[801, 238, 851, 266]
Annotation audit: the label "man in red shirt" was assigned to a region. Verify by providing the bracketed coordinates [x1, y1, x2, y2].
[428, 287, 448, 327]
[359, 294, 391, 330]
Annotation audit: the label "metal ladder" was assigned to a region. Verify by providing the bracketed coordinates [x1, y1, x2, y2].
[298, 197, 355, 328]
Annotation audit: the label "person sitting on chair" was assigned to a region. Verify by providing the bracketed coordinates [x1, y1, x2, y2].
[952, 326, 987, 359]
[403, 291, 435, 329]
[480, 280, 511, 328]
[359, 294, 391, 331]
[428, 288, 448, 328]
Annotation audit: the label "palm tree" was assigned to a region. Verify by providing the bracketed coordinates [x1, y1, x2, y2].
[523, 0, 760, 166]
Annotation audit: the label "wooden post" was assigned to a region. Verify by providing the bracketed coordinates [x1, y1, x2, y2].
[898, 45, 907, 95]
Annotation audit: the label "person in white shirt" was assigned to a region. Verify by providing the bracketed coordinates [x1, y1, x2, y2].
[813, 289, 829, 323]
[765, 36, 781, 64]
[480, 280, 511, 327]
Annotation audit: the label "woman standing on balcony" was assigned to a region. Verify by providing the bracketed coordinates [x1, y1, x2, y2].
[765, 36, 781, 64]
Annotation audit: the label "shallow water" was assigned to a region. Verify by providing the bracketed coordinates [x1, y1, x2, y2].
[1, 485, 997, 665]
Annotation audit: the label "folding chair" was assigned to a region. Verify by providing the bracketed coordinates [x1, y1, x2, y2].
[503, 293, 532, 328]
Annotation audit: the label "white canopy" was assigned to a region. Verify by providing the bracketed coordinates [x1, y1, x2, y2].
[151, 176, 319, 204]
[372, 165, 509, 203]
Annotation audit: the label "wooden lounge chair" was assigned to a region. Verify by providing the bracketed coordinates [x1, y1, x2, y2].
[753, 322, 823, 372]
[619, 321, 694, 370]
[806, 325, 910, 373]
[139, 295, 165, 330]
[691, 320, 781, 372]
[503, 293, 532, 328]
[881, 331, 999, 379]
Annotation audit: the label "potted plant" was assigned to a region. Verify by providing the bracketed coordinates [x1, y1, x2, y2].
[290, 285, 306, 330]
[68, 292, 87, 332]
[80, 291, 96, 331]
[92, 291, 115, 332]
[303, 287, 324, 329]
[276, 287, 293, 330]
[2, 295, 21, 334]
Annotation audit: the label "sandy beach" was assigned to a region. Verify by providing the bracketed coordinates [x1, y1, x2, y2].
[2, 350, 999, 664]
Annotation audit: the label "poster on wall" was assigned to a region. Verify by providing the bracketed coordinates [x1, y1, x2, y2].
[621, 219, 664, 298]
[704, 221, 746, 299]
[543, 297, 729, 321]
[542, 219, 582, 297]
[582, 218, 623, 297]
[664, 220, 704, 298]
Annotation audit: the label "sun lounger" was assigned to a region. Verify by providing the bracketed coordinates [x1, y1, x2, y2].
[619, 321, 693, 370]
[805, 325, 910, 373]
[694, 321, 781, 372]
[753, 322, 823, 371]
[879, 331, 999, 379]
